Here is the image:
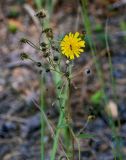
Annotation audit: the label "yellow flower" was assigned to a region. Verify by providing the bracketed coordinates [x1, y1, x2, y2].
[60, 32, 85, 60]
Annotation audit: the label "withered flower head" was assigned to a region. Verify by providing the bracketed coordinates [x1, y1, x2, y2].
[20, 52, 29, 60]
[20, 38, 28, 44]
[35, 9, 46, 19]
[53, 56, 59, 61]
[36, 62, 42, 67]
[43, 51, 49, 58]
[40, 42, 47, 47]
[51, 44, 59, 52]
[42, 28, 53, 39]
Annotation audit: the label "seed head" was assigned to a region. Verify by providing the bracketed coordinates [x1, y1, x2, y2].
[52, 44, 59, 51]
[36, 62, 42, 67]
[53, 56, 58, 61]
[39, 70, 43, 74]
[43, 52, 49, 58]
[42, 47, 47, 52]
[35, 9, 46, 19]
[42, 28, 53, 39]
[20, 53, 29, 60]
[46, 68, 50, 72]
[40, 42, 47, 47]
[20, 38, 28, 44]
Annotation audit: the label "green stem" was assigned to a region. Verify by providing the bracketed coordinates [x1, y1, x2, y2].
[105, 19, 122, 160]
[81, 0, 109, 107]
[68, 79, 75, 160]
[40, 77, 45, 160]
[105, 18, 117, 100]
[51, 111, 64, 160]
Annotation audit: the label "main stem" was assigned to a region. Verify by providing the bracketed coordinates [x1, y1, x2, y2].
[67, 78, 75, 160]
[40, 77, 45, 160]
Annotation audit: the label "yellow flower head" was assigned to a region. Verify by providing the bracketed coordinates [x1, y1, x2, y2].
[60, 32, 85, 60]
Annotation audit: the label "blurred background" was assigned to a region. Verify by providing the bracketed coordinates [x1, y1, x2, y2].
[0, 0, 126, 159]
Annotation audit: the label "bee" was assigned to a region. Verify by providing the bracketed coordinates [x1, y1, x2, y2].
[70, 44, 72, 50]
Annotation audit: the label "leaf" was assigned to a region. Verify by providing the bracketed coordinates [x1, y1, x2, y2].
[58, 123, 69, 129]
[77, 133, 96, 139]
[94, 23, 103, 33]
[8, 19, 24, 33]
[91, 90, 104, 105]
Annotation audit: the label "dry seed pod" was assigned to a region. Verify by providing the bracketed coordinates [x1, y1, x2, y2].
[20, 38, 28, 43]
[36, 62, 42, 67]
[53, 56, 59, 61]
[42, 28, 53, 39]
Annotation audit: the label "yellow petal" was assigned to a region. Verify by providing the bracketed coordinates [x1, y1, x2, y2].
[74, 32, 79, 38]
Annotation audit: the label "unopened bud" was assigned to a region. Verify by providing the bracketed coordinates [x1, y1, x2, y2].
[65, 72, 69, 77]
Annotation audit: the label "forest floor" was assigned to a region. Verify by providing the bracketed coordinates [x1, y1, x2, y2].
[0, 0, 126, 160]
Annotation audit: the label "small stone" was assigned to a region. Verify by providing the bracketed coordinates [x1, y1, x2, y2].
[2, 122, 16, 132]
[81, 150, 92, 158]
[105, 100, 118, 119]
